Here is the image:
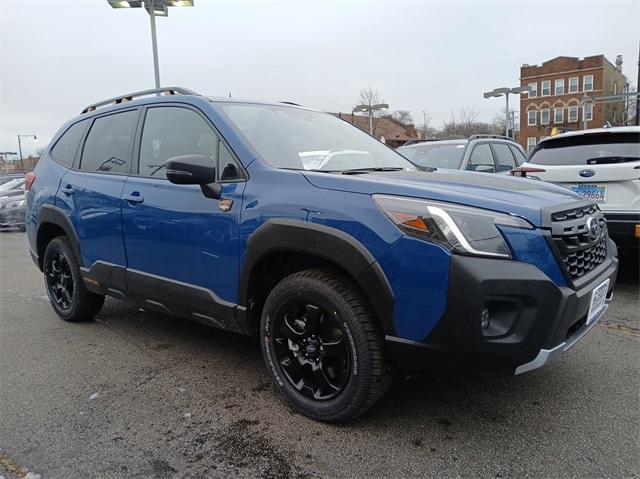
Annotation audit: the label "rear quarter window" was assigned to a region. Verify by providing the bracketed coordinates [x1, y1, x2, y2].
[50, 120, 88, 167]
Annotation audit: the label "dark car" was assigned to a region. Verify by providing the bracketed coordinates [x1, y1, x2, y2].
[25, 87, 617, 422]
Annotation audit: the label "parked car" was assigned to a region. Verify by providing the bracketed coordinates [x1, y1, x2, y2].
[26, 87, 618, 422]
[515, 127, 639, 251]
[396, 135, 526, 173]
[0, 177, 27, 231]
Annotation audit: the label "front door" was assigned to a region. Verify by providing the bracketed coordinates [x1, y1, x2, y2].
[121, 105, 246, 329]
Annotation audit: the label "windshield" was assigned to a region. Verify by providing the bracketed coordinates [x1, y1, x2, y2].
[0, 178, 25, 191]
[397, 143, 467, 169]
[219, 103, 416, 172]
[529, 132, 639, 166]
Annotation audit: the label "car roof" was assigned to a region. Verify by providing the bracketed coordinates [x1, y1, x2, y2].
[398, 139, 468, 148]
[538, 126, 640, 144]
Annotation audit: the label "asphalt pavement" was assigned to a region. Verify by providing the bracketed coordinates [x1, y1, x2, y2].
[1, 231, 638, 479]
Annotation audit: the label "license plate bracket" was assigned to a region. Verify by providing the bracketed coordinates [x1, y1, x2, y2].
[587, 279, 610, 325]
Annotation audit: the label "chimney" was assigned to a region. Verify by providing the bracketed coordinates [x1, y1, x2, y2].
[615, 54, 623, 72]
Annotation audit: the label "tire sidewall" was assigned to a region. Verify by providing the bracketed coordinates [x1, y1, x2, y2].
[261, 275, 374, 420]
[43, 238, 81, 320]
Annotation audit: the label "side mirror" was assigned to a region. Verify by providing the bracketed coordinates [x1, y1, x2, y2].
[165, 154, 221, 199]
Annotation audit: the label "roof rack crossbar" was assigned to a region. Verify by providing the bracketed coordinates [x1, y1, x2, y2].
[468, 134, 512, 141]
[81, 86, 200, 114]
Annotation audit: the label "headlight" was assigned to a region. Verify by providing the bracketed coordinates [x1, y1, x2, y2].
[373, 195, 533, 259]
[6, 199, 25, 209]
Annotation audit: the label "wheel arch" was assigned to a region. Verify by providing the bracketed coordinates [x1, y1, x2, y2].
[36, 205, 81, 271]
[239, 219, 395, 336]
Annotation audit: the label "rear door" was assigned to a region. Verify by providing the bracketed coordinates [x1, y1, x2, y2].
[526, 131, 640, 212]
[121, 105, 247, 326]
[57, 109, 139, 272]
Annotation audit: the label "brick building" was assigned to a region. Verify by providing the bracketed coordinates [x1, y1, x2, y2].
[519, 55, 629, 151]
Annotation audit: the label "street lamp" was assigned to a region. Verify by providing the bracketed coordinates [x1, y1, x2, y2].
[483, 86, 527, 138]
[354, 103, 389, 135]
[107, 0, 194, 89]
[17, 134, 37, 172]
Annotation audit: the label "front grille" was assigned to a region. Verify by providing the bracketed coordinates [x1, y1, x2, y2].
[551, 204, 598, 222]
[550, 204, 607, 282]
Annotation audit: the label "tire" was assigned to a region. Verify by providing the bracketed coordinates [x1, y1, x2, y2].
[43, 236, 105, 322]
[260, 268, 390, 422]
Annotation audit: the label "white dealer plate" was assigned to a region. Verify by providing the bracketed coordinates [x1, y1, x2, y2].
[587, 279, 610, 325]
[570, 184, 607, 203]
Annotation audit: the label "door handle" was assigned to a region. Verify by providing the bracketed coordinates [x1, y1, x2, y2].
[123, 193, 144, 204]
[61, 185, 74, 196]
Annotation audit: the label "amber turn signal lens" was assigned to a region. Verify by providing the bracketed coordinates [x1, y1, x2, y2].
[390, 212, 429, 231]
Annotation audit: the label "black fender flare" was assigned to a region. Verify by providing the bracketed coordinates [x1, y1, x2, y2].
[36, 205, 81, 269]
[239, 219, 395, 335]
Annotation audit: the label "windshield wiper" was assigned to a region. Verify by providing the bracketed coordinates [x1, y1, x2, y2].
[339, 167, 406, 175]
[586, 156, 639, 165]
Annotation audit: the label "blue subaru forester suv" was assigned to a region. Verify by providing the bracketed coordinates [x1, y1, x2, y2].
[26, 87, 618, 422]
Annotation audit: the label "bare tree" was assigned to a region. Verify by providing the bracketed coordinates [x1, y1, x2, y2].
[358, 87, 382, 108]
[419, 109, 438, 139]
[441, 106, 496, 138]
[392, 110, 413, 124]
[356, 87, 388, 136]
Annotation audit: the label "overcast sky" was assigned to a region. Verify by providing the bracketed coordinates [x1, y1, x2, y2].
[1, 0, 638, 157]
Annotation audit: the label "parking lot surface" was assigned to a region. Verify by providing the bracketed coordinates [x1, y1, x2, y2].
[1, 230, 638, 478]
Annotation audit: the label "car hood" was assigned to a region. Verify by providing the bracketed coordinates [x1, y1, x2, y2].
[302, 169, 584, 227]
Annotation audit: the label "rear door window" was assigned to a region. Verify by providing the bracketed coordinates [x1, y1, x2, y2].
[80, 110, 138, 174]
[492, 143, 517, 172]
[466, 143, 495, 173]
[50, 120, 88, 167]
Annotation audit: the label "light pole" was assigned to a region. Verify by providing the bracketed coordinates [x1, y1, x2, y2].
[353, 103, 389, 136]
[483, 86, 527, 138]
[107, 1, 194, 89]
[17, 134, 37, 172]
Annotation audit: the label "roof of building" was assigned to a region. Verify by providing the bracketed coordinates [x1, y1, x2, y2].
[333, 113, 418, 142]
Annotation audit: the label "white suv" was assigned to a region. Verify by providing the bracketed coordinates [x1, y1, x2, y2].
[518, 126, 639, 251]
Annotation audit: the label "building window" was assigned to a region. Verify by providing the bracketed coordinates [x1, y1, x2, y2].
[541, 80, 551, 96]
[568, 105, 579, 122]
[584, 75, 594, 92]
[527, 110, 536, 126]
[527, 137, 536, 151]
[554, 107, 564, 124]
[540, 108, 550, 125]
[528, 82, 538, 98]
[584, 103, 593, 121]
[555, 79, 565, 95]
[568, 77, 579, 93]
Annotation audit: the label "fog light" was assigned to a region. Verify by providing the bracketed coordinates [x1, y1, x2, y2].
[481, 307, 490, 329]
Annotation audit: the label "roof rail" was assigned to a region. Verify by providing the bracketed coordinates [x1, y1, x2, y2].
[81, 87, 200, 114]
[468, 134, 512, 141]
[280, 101, 301, 106]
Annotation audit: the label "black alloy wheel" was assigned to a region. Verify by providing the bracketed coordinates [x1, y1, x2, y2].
[272, 299, 352, 400]
[45, 251, 74, 311]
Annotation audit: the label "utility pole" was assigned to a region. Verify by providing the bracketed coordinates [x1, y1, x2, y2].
[148, 0, 161, 89]
[17, 135, 24, 172]
[636, 34, 640, 125]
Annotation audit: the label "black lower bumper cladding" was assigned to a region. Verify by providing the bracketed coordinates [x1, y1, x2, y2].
[386, 246, 618, 376]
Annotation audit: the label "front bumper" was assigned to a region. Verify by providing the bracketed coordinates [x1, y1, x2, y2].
[604, 212, 640, 250]
[385, 248, 618, 376]
[0, 206, 26, 227]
